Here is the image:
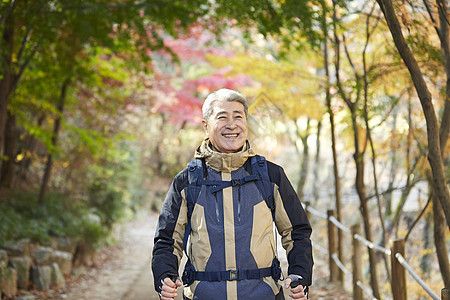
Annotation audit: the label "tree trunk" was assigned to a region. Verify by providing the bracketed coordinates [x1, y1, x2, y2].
[0, 14, 15, 167]
[0, 112, 16, 187]
[323, 0, 344, 278]
[154, 113, 166, 174]
[385, 106, 398, 217]
[333, 5, 379, 293]
[353, 126, 381, 299]
[296, 118, 310, 199]
[420, 210, 432, 279]
[16, 115, 44, 184]
[176, 121, 187, 168]
[38, 79, 69, 204]
[437, 0, 450, 152]
[376, 0, 450, 228]
[433, 187, 450, 287]
[39, 154, 53, 204]
[313, 121, 322, 203]
[328, 108, 344, 281]
[434, 0, 450, 285]
[364, 77, 391, 286]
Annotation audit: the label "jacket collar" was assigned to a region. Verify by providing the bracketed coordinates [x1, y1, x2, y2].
[194, 138, 256, 172]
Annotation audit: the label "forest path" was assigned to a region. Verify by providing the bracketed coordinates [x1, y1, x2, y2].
[34, 210, 351, 300]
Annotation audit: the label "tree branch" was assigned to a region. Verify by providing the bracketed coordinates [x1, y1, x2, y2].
[11, 43, 39, 95]
[16, 26, 32, 62]
[423, 0, 441, 38]
[342, 35, 361, 82]
[0, 0, 17, 26]
[404, 194, 432, 241]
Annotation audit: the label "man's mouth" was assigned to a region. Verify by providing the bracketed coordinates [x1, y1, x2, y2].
[223, 133, 239, 138]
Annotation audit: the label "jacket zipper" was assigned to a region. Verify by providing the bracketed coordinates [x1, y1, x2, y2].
[237, 186, 241, 223]
[214, 193, 220, 223]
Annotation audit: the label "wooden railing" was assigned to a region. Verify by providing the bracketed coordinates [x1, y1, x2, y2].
[303, 201, 448, 300]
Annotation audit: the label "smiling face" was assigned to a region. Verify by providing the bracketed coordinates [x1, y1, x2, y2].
[202, 100, 248, 153]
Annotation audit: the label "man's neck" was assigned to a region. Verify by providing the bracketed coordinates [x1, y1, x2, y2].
[209, 142, 244, 153]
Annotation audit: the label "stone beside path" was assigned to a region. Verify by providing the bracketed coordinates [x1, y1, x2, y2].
[1, 240, 73, 299]
[29, 210, 351, 300]
[37, 211, 159, 300]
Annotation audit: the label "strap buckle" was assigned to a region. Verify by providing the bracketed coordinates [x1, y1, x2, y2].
[228, 270, 238, 281]
[231, 179, 241, 186]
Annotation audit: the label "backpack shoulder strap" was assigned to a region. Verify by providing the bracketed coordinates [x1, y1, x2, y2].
[186, 158, 203, 218]
[182, 156, 281, 287]
[251, 155, 275, 221]
[183, 158, 204, 251]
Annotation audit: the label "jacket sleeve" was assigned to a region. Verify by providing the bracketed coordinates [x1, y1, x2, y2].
[268, 161, 313, 286]
[151, 168, 189, 293]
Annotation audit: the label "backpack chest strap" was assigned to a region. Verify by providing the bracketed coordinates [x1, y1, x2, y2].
[202, 174, 259, 193]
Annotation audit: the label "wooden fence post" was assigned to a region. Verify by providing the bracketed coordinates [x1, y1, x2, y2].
[351, 224, 363, 300]
[304, 201, 311, 220]
[442, 288, 450, 300]
[327, 209, 338, 282]
[391, 239, 406, 300]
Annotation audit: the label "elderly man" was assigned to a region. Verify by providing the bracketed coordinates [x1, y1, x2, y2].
[152, 88, 313, 300]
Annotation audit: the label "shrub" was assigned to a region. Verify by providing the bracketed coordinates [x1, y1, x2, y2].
[0, 190, 106, 248]
[88, 179, 128, 230]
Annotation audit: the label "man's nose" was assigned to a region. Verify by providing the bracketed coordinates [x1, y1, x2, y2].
[226, 119, 237, 128]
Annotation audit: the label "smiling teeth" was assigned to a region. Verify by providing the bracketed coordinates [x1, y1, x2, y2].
[224, 134, 238, 137]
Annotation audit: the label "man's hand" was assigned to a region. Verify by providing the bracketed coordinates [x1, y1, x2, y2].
[284, 276, 308, 299]
[160, 277, 182, 300]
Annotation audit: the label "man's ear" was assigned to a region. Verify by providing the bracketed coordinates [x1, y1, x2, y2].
[202, 119, 208, 134]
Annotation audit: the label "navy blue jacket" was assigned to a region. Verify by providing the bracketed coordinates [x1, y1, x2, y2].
[152, 143, 313, 299]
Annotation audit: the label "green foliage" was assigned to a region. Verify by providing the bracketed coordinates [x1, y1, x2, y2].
[88, 179, 127, 230]
[79, 215, 107, 248]
[64, 125, 118, 160]
[0, 191, 105, 247]
[213, 0, 322, 50]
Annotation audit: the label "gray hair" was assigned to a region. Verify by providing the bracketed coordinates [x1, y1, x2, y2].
[202, 88, 248, 121]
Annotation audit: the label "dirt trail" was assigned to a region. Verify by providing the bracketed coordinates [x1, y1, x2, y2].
[30, 211, 159, 300]
[31, 210, 351, 300]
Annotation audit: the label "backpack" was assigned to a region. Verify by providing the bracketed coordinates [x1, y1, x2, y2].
[181, 155, 281, 286]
